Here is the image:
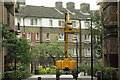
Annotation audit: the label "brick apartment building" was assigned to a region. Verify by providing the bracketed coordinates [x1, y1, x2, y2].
[98, 0, 120, 79]
[0, 0, 15, 79]
[15, 1, 94, 68]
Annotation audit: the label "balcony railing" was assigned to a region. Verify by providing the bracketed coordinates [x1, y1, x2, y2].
[103, 6, 117, 26]
[104, 37, 118, 54]
[8, 12, 14, 29]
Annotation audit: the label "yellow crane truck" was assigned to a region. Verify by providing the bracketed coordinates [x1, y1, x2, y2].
[56, 12, 80, 80]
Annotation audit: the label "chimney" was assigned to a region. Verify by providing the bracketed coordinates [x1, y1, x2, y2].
[80, 3, 90, 11]
[66, 2, 75, 10]
[55, 2, 63, 9]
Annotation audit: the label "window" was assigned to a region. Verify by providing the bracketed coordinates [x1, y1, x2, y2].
[17, 18, 21, 24]
[35, 19, 37, 25]
[58, 33, 64, 41]
[49, 20, 53, 26]
[27, 33, 31, 42]
[73, 34, 78, 43]
[58, 20, 64, 27]
[17, 33, 21, 38]
[46, 33, 50, 40]
[36, 33, 39, 42]
[30, 19, 37, 25]
[30, 19, 33, 25]
[85, 34, 91, 43]
[72, 21, 76, 27]
[85, 21, 90, 28]
[73, 34, 78, 39]
[39, 19, 42, 25]
[84, 48, 91, 57]
[72, 49, 76, 57]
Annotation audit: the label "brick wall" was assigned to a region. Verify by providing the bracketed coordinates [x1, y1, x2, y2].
[0, 1, 3, 22]
[4, 7, 7, 24]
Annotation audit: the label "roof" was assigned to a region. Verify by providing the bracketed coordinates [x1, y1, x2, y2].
[16, 5, 90, 20]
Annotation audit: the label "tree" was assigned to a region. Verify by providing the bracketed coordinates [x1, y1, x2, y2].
[35, 40, 64, 65]
[91, 11, 104, 58]
[2, 24, 34, 67]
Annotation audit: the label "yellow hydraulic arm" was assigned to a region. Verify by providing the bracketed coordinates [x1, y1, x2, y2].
[56, 12, 80, 70]
[64, 12, 80, 58]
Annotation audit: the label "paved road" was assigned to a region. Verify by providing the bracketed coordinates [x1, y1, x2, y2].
[24, 74, 97, 80]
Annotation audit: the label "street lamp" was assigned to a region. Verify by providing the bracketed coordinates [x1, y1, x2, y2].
[74, 36, 79, 75]
[79, 18, 93, 80]
[90, 18, 93, 80]
[79, 19, 82, 63]
[14, 22, 21, 72]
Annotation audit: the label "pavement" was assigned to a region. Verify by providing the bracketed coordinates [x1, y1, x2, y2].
[24, 73, 97, 80]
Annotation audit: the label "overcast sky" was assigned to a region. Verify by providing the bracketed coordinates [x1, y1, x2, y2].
[26, 0, 100, 10]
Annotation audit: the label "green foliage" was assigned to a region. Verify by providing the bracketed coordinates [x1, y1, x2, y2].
[38, 66, 43, 70]
[38, 65, 56, 74]
[78, 64, 101, 76]
[2, 25, 34, 64]
[102, 67, 117, 80]
[92, 12, 104, 58]
[79, 63, 117, 79]
[4, 70, 31, 79]
[36, 40, 64, 57]
[35, 40, 64, 64]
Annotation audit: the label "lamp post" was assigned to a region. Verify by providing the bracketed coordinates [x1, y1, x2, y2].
[90, 18, 93, 80]
[79, 19, 82, 63]
[75, 37, 78, 75]
[79, 18, 93, 80]
[15, 22, 21, 72]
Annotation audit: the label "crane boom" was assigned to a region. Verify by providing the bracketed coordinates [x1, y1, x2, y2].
[64, 12, 80, 58]
[56, 12, 80, 80]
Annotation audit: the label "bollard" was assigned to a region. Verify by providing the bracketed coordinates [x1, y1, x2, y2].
[38, 77, 41, 80]
[19, 76, 22, 80]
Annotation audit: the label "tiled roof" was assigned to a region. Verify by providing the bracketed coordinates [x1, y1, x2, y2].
[16, 5, 90, 20]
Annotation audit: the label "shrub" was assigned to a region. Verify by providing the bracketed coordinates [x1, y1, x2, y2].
[49, 69, 56, 74]
[4, 70, 31, 80]
[102, 67, 117, 80]
[38, 66, 43, 70]
[38, 65, 56, 74]
[79, 64, 101, 76]
[40, 69, 47, 74]
[46, 67, 50, 73]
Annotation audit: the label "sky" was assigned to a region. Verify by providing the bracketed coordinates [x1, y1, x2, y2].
[26, 0, 100, 10]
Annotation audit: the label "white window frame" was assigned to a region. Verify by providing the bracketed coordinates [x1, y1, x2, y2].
[17, 33, 21, 38]
[73, 34, 78, 43]
[58, 33, 64, 41]
[36, 33, 40, 42]
[73, 34, 78, 39]
[84, 48, 91, 57]
[27, 33, 31, 42]
[84, 34, 91, 43]
[72, 48, 76, 57]
[30, 19, 37, 25]
[49, 20, 53, 26]
[17, 18, 21, 24]
[46, 33, 50, 40]
[58, 20, 64, 27]
[85, 21, 90, 28]
[72, 21, 76, 27]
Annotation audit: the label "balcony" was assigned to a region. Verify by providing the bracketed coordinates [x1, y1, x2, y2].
[4, 6, 14, 30]
[103, 6, 117, 26]
[4, 1, 14, 15]
[104, 37, 118, 54]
